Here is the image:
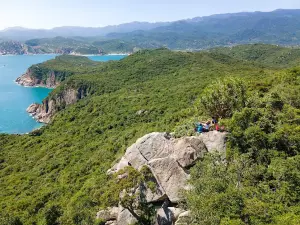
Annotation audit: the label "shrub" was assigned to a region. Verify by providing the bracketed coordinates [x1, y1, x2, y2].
[199, 77, 247, 118]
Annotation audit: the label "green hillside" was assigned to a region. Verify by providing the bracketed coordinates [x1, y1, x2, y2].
[25, 55, 98, 84]
[1, 46, 300, 224]
[209, 44, 300, 67]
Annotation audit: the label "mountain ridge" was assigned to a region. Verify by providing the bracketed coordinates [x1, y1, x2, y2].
[1, 9, 300, 40]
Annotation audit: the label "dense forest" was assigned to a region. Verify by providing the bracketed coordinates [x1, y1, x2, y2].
[0, 44, 300, 224]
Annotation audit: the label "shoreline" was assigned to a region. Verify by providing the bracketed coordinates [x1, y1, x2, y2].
[14, 80, 55, 89]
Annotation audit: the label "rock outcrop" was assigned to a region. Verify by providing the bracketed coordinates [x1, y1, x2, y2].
[100, 131, 227, 225]
[27, 88, 88, 123]
[156, 207, 186, 225]
[96, 207, 119, 222]
[16, 69, 59, 88]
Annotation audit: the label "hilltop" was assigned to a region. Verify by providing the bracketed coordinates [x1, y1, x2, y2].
[1, 45, 300, 224]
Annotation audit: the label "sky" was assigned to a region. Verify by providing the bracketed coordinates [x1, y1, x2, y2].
[1, 0, 300, 30]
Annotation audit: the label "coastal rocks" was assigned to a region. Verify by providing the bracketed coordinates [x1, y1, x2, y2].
[15, 71, 36, 87]
[100, 132, 227, 225]
[16, 69, 59, 88]
[27, 88, 88, 123]
[26, 103, 40, 115]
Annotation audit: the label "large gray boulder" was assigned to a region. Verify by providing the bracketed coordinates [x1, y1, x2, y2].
[117, 207, 138, 225]
[108, 132, 226, 204]
[148, 157, 188, 203]
[156, 207, 185, 225]
[201, 131, 227, 153]
[174, 211, 191, 225]
[103, 131, 227, 224]
[173, 136, 207, 168]
[96, 207, 119, 221]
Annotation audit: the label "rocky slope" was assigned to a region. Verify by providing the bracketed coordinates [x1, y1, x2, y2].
[16, 69, 59, 88]
[99, 131, 227, 225]
[27, 87, 89, 123]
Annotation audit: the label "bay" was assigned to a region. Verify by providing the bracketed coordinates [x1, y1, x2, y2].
[0, 54, 126, 134]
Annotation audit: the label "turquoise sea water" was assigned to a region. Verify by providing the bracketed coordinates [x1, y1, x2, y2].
[0, 54, 126, 134]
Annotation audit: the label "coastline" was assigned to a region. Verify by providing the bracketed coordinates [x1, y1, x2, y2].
[14, 81, 55, 89]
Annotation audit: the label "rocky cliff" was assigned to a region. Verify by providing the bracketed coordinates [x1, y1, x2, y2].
[99, 131, 227, 225]
[27, 87, 89, 123]
[16, 69, 59, 88]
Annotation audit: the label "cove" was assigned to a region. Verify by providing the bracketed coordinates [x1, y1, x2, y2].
[0, 54, 126, 134]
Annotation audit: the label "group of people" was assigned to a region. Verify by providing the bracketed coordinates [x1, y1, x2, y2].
[195, 117, 224, 133]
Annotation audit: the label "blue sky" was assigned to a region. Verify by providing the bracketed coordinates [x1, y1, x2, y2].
[1, 0, 300, 29]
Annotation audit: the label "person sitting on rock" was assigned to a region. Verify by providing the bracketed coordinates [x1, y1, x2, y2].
[197, 123, 203, 133]
[220, 125, 226, 132]
[212, 116, 218, 125]
[203, 122, 210, 132]
[215, 123, 220, 131]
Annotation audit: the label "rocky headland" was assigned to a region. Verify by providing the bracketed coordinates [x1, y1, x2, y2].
[27, 87, 89, 123]
[16, 69, 59, 88]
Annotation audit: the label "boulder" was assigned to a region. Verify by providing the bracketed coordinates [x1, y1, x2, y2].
[138, 132, 173, 161]
[105, 221, 116, 225]
[26, 103, 39, 115]
[173, 136, 207, 168]
[108, 132, 226, 204]
[141, 172, 168, 203]
[96, 207, 118, 221]
[156, 207, 185, 225]
[102, 132, 227, 224]
[201, 131, 227, 153]
[117, 207, 138, 225]
[175, 211, 191, 225]
[148, 157, 188, 203]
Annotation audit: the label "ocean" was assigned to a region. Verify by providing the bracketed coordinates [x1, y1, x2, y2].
[0, 54, 126, 134]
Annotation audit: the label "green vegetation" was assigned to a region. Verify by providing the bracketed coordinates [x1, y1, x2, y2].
[25, 37, 104, 55]
[0, 41, 26, 55]
[199, 78, 247, 118]
[185, 64, 300, 224]
[5, 10, 300, 55]
[92, 39, 136, 53]
[27, 55, 98, 84]
[105, 9, 300, 51]
[209, 44, 300, 68]
[100, 166, 156, 225]
[1, 45, 300, 224]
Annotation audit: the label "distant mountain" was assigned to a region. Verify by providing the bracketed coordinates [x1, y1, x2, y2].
[105, 9, 300, 49]
[0, 22, 170, 40]
[3, 9, 300, 55]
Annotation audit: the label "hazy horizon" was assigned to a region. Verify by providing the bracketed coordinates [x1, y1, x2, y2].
[1, 0, 300, 30]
